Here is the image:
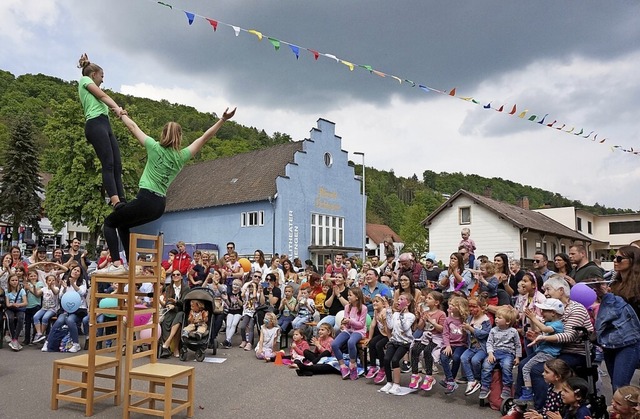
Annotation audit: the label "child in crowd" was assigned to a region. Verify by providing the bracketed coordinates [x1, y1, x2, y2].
[292, 284, 315, 329]
[22, 269, 44, 345]
[460, 227, 477, 269]
[278, 284, 297, 334]
[555, 377, 591, 419]
[518, 298, 565, 402]
[182, 300, 209, 340]
[304, 323, 334, 364]
[332, 288, 368, 380]
[521, 359, 574, 419]
[366, 295, 391, 384]
[256, 312, 280, 362]
[32, 274, 60, 343]
[222, 279, 243, 349]
[379, 294, 416, 395]
[481, 306, 522, 400]
[460, 294, 492, 396]
[439, 295, 469, 394]
[475, 261, 499, 306]
[239, 282, 260, 351]
[289, 328, 310, 366]
[608, 385, 640, 419]
[514, 272, 546, 348]
[5, 274, 27, 351]
[409, 290, 445, 391]
[315, 280, 331, 319]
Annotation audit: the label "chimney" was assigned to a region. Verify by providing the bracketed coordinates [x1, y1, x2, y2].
[517, 196, 530, 210]
[484, 186, 492, 198]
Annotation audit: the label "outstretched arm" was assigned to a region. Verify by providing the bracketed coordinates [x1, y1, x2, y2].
[120, 114, 149, 146]
[187, 107, 236, 158]
[86, 83, 125, 116]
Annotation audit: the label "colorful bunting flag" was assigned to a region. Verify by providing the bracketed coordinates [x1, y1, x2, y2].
[184, 11, 194, 25]
[449, 88, 456, 96]
[289, 44, 300, 59]
[248, 30, 263, 41]
[509, 105, 517, 115]
[518, 110, 528, 118]
[158, 1, 172, 9]
[268, 37, 280, 51]
[341, 60, 354, 71]
[206, 18, 218, 31]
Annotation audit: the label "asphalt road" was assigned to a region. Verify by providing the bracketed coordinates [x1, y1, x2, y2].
[1, 338, 511, 419]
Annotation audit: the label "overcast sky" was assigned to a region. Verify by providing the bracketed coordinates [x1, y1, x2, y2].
[2, 0, 640, 210]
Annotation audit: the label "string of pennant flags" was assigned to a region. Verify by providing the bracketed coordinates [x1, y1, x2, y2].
[150, 0, 638, 156]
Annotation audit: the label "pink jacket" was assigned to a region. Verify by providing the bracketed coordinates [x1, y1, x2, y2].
[343, 304, 368, 336]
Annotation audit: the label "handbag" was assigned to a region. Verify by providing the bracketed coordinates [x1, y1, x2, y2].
[213, 297, 224, 314]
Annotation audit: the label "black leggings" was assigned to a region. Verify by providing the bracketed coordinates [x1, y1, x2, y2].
[23, 305, 40, 345]
[85, 114, 124, 199]
[384, 341, 410, 381]
[368, 333, 389, 367]
[303, 349, 331, 364]
[104, 189, 166, 262]
[410, 340, 437, 374]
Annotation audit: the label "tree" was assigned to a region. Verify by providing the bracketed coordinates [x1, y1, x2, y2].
[0, 115, 44, 238]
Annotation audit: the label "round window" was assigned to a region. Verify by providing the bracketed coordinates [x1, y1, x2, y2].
[324, 152, 333, 167]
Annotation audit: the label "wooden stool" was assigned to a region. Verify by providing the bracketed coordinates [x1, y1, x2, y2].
[51, 354, 121, 416]
[125, 363, 195, 418]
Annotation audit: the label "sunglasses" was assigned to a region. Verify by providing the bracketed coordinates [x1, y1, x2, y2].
[253, 275, 262, 278]
[172, 273, 182, 277]
[614, 255, 630, 263]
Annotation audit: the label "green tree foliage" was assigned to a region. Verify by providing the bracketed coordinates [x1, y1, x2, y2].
[0, 115, 44, 237]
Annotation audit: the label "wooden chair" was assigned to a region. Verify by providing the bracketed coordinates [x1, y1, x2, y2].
[123, 233, 195, 418]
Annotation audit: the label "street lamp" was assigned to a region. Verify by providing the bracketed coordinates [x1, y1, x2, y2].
[353, 151, 366, 264]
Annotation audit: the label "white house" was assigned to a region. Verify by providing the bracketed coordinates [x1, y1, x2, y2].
[421, 189, 592, 265]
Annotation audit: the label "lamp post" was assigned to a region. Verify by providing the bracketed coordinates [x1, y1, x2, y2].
[353, 151, 366, 264]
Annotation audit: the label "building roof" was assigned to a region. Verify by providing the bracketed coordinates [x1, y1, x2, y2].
[366, 223, 402, 245]
[165, 141, 304, 212]
[422, 189, 592, 242]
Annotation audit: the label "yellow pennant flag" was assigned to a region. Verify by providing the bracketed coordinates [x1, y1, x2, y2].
[340, 60, 354, 71]
[517, 110, 528, 118]
[247, 30, 263, 41]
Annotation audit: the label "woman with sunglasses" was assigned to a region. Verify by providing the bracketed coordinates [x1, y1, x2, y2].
[595, 245, 640, 391]
[159, 270, 190, 358]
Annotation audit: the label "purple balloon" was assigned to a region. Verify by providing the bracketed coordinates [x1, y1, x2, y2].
[570, 283, 597, 308]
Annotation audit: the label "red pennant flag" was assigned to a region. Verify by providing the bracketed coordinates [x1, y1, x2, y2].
[508, 105, 517, 115]
[497, 105, 504, 112]
[546, 120, 556, 127]
[307, 49, 319, 60]
[206, 18, 218, 31]
[600, 138, 606, 143]
[449, 88, 457, 96]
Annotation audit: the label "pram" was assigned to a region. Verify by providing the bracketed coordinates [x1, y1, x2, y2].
[500, 326, 608, 419]
[179, 287, 215, 362]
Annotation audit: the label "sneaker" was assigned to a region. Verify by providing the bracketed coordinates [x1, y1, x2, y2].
[17, 342, 23, 351]
[244, 343, 252, 351]
[239, 341, 247, 349]
[420, 375, 435, 391]
[9, 340, 18, 351]
[438, 379, 449, 388]
[4, 335, 11, 343]
[516, 387, 534, 402]
[400, 360, 411, 373]
[340, 366, 350, 379]
[41, 341, 49, 352]
[92, 263, 128, 276]
[350, 367, 358, 380]
[465, 380, 482, 396]
[388, 383, 402, 395]
[456, 376, 468, 384]
[501, 387, 512, 400]
[365, 366, 380, 379]
[373, 369, 387, 384]
[409, 374, 422, 389]
[432, 363, 439, 374]
[69, 343, 82, 353]
[223, 340, 231, 349]
[502, 405, 523, 419]
[378, 382, 393, 393]
[444, 381, 458, 395]
[478, 387, 490, 399]
[33, 334, 45, 344]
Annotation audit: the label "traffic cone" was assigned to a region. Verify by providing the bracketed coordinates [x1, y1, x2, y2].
[274, 351, 283, 365]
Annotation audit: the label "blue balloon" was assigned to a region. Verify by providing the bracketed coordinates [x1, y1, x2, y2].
[99, 297, 119, 318]
[61, 291, 82, 314]
[570, 283, 597, 309]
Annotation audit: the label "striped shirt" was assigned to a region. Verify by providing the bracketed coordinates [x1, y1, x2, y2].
[555, 300, 593, 355]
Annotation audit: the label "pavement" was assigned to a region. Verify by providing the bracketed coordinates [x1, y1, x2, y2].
[1, 337, 511, 419]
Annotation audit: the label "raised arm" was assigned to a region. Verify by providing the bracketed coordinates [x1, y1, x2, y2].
[120, 114, 149, 146]
[187, 107, 236, 158]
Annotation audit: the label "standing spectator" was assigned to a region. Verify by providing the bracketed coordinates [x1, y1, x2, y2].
[532, 252, 555, 286]
[459, 228, 477, 270]
[609, 245, 640, 319]
[344, 259, 358, 287]
[422, 253, 442, 287]
[62, 238, 89, 280]
[252, 250, 268, 279]
[1, 253, 14, 291]
[222, 251, 244, 288]
[173, 241, 192, 284]
[494, 253, 516, 297]
[324, 253, 347, 280]
[395, 252, 424, 289]
[553, 253, 572, 281]
[10, 246, 29, 271]
[369, 255, 381, 273]
[361, 268, 390, 317]
[510, 259, 526, 287]
[161, 249, 178, 284]
[568, 244, 603, 285]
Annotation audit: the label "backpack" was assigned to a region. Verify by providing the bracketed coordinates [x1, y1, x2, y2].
[47, 324, 70, 352]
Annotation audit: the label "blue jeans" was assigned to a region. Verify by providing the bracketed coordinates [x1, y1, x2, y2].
[440, 345, 466, 382]
[278, 315, 294, 334]
[51, 312, 83, 344]
[461, 347, 487, 382]
[603, 342, 640, 392]
[481, 350, 515, 389]
[515, 352, 586, 411]
[33, 309, 56, 327]
[332, 330, 363, 362]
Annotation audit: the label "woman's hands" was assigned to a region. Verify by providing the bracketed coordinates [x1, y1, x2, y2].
[221, 107, 236, 122]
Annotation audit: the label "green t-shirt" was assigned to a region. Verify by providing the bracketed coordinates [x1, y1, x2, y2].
[78, 76, 108, 120]
[139, 137, 191, 196]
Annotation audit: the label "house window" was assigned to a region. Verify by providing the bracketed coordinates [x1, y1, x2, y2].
[324, 152, 333, 167]
[577, 217, 582, 231]
[522, 238, 528, 259]
[311, 213, 344, 246]
[561, 244, 566, 254]
[241, 211, 264, 227]
[542, 241, 547, 255]
[587, 221, 592, 235]
[459, 207, 471, 224]
[610, 221, 640, 234]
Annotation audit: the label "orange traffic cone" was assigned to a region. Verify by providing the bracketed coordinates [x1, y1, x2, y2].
[274, 351, 283, 365]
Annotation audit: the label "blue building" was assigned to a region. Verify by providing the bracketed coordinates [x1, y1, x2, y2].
[138, 118, 365, 267]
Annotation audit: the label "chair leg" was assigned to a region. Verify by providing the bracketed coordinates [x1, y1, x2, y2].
[187, 371, 195, 417]
[51, 363, 60, 410]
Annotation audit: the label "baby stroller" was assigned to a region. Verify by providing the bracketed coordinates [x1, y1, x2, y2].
[179, 287, 215, 362]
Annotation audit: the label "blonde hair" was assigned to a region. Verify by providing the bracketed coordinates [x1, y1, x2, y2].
[318, 322, 334, 337]
[495, 306, 518, 326]
[264, 312, 277, 326]
[448, 296, 469, 319]
[160, 122, 182, 151]
[481, 261, 496, 276]
[616, 385, 640, 409]
[78, 53, 102, 77]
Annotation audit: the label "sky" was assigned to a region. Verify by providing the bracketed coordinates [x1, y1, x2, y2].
[2, 0, 640, 210]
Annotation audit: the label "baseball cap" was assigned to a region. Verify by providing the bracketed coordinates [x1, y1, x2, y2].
[535, 298, 565, 315]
